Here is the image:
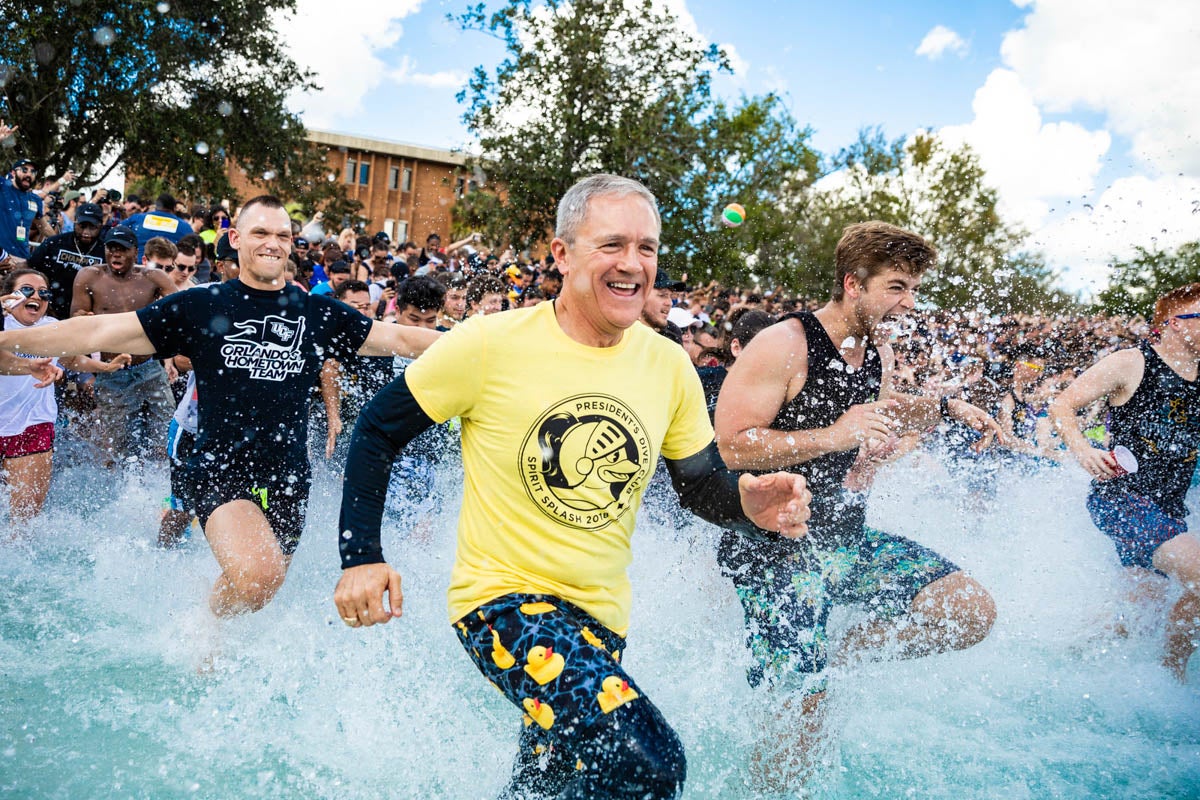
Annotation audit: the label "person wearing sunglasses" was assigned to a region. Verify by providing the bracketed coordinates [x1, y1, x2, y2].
[0, 268, 129, 524]
[1, 156, 53, 269]
[1050, 283, 1200, 683]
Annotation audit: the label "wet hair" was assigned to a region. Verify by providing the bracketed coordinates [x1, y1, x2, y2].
[437, 271, 469, 291]
[556, 174, 660, 244]
[334, 280, 371, 300]
[156, 193, 176, 211]
[730, 309, 775, 348]
[176, 233, 203, 258]
[3, 268, 48, 295]
[467, 274, 505, 308]
[397, 275, 446, 312]
[239, 194, 286, 220]
[1152, 283, 1200, 327]
[832, 221, 937, 301]
[144, 237, 178, 262]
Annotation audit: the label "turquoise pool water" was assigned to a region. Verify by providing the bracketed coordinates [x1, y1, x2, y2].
[2, 454, 1198, 798]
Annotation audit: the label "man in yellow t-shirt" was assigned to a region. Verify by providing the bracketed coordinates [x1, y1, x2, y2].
[333, 174, 811, 800]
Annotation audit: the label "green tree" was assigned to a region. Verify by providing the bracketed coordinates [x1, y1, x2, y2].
[454, 0, 728, 248]
[793, 130, 1077, 312]
[1094, 241, 1200, 318]
[0, 1, 315, 202]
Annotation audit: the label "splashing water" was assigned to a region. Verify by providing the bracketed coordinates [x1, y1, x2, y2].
[2, 450, 1198, 797]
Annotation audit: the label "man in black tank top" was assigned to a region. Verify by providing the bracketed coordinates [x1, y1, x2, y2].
[1050, 283, 1200, 681]
[714, 221, 1001, 789]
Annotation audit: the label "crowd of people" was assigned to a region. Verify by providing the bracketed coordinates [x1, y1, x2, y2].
[2, 151, 1198, 798]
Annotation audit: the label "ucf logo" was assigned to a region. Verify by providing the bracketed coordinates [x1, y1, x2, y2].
[520, 395, 651, 530]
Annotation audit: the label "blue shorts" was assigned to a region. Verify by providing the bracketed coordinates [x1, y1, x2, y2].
[165, 419, 196, 513]
[718, 525, 959, 695]
[1087, 486, 1186, 571]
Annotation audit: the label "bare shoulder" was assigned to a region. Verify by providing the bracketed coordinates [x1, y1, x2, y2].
[738, 316, 807, 370]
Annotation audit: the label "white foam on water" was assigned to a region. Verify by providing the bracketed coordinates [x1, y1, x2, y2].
[2, 451, 1199, 797]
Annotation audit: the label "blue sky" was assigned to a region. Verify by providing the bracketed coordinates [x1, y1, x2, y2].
[280, 0, 1200, 295]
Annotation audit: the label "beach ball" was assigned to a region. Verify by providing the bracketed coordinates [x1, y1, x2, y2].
[722, 203, 746, 227]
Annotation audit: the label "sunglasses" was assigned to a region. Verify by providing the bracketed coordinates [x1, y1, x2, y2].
[166, 264, 197, 273]
[14, 286, 53, 300]
[1174, 313, 1200, 320]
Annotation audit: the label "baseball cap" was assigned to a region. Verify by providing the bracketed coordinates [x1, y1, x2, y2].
[329, 260, 352, 275]
[372, 230, 391, 244]
[654, 267, 686, 291]
[293, 236, 309, 248]
[103, 225, 137, 250]
[667, 307, 698, 329]
[62, 190, 82, 204]
[10, 158, 36, 173]
[214, 232, 238, 263]
[75, 202, 104, 226]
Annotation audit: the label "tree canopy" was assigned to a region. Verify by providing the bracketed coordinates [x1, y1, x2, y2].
[453, 0, 1078, 313]
[1093, 241, 1200, 318]
[0, 1, 315, 203]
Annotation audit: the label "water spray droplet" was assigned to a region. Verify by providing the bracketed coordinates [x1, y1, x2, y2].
[217, 101, 233, 117]
[194, 141, 209, 155]
[156, 1, 171, 12]
[93, 26, 116, 46]
[261, 170, 276, 181]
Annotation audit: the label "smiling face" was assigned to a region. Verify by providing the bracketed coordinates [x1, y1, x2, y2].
[11, 164, 36, 192]
[551, 194, 660, 347]
[9, 272, 49, 326]
[847, 267, 921, 343]
[228, 203, 292, 289]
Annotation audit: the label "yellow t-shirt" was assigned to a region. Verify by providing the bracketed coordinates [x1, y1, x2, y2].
[405, 302, 713, 635]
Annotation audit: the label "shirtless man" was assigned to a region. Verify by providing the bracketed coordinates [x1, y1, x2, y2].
[71, 225, 178, 465]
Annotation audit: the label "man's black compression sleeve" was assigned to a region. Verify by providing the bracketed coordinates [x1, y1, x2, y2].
[338, 372, 436, 568]
[664, 441, 760, 536]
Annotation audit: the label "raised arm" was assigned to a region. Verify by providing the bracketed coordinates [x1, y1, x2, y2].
[0, 312, 155, 359]
[356, 321, 440, 358]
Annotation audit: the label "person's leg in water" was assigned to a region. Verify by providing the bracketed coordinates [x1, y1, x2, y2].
[203, 499, 293, 617]
[719, 526, 994, 791]
[1151, 533, 1200, 680]
[2, 449, 53, 525]
[159, 420, 194, 548]
[454, 594, 686, 800]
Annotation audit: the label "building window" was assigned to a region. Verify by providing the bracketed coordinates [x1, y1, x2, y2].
[401, 168, 412, 192]
[388, 166, 399, 190]
[384, 218, 395, 240]
[359, 162, 370, 185]
[345, 157, 356, 184]
[455, 177, 466, 198]
[395, 220, 408, 243]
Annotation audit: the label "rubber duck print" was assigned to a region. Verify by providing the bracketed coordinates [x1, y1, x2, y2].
[524, 645, 566, 684]
[519, 601, 558, 615]
[490, 628, 516, 669]
[580, 626, 608, 652]
[522, 697, 555, 730]
[596, 675, 639, 714]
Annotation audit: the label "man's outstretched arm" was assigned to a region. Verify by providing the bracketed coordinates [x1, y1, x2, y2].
[0, 312, 155, 359]
[666, 442, 811, 539]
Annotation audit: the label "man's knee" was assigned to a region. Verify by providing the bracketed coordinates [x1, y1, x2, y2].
[916, 571, 996, 649]
[567, 700, 686, 800]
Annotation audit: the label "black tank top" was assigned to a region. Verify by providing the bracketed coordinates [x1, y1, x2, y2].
[1103, 341, 1200, 518]
[767, 312, 882, 526]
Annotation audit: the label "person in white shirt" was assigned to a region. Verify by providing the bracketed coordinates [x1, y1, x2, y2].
[0, 268, 128, 522]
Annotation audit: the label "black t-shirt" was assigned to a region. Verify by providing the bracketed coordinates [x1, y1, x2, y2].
[27, 231, 106, 320]
[137, 279, 373, 469]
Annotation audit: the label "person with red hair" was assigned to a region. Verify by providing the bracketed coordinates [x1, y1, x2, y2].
[1050, 282, 1200, 680]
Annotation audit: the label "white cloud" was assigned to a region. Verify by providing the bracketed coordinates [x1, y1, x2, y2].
[389, 56, 467, 90]
[1031, 174, 1200, 293]
[916, 25, 968, 60]
[939, 69, 1110, 230]
[1001, 0, 1200, 176]
[276, 0, 423, 127]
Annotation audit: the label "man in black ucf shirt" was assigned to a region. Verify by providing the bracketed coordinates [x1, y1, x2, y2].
[0, 195, 439, 619]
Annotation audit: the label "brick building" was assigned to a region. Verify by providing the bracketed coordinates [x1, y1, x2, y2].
[228, 128, 472, 244]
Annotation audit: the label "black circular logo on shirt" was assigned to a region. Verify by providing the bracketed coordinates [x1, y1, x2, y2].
[519, 395, 651, 530]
